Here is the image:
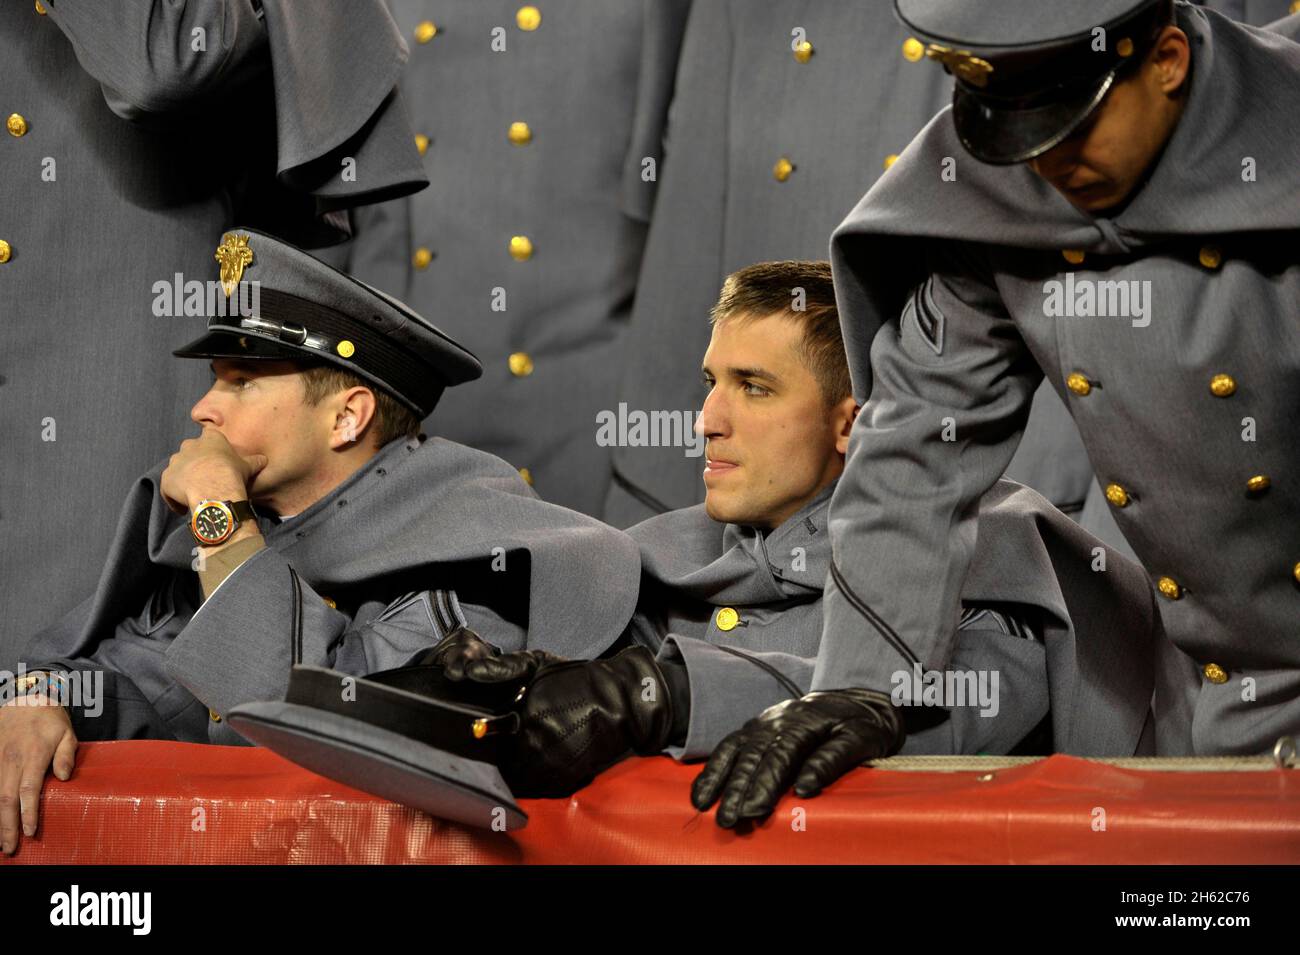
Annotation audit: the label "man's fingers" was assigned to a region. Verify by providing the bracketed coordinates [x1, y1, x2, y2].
[18, 756, 50, 838]
[690, 732, 744, 811]
[244, 453, 269, 475]
[52, 730, 77, 782]
[792, 727, 870, 798]
[463, 653, 552, 684]
[714, 735, 806, 828]
[0, 742, 24, 854]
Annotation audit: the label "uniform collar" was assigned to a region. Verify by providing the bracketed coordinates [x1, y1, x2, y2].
[260, 435, 421, 543]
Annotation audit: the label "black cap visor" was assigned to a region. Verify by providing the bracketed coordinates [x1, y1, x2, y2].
[173, 327, 308, 362]
[952, 69, 1117, 165]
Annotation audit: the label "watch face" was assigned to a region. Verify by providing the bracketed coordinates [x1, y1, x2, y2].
[194, 504, 231, 543]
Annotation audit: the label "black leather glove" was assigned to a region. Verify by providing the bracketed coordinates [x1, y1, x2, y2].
[691, 688, 904, 828]
[493, 646, 676, 798]
[421, 626, 503, 679]
[453, 647, 566, 685]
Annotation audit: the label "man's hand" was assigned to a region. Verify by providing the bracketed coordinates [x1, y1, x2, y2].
[424, 627, 500, 680]
[691, 688, 905, 828]
[160, 427, 267, 514]
[431, 629, 564, 684]
[492, 648, 674, 798]
[0, 697, 78, 855]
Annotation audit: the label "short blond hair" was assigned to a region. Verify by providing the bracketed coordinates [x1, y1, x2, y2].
[710, 261, 851, 406]
[297, 363, 421, 448]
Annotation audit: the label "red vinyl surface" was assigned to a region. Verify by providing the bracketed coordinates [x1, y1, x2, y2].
[3, 741, 1298, 864]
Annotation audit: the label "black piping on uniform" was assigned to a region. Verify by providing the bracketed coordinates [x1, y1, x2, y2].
[828, 559, 922, 668]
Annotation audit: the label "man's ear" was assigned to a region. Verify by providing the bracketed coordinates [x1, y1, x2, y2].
[1149, 25, 1190, 96]
[329, 386, 378, 450]
[834, 398, 859, 456]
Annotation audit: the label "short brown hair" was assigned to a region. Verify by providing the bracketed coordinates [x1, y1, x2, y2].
[710, 261, 852, 406]
[297, 362, 422, 448]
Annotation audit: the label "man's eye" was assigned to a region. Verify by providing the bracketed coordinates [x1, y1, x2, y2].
[742, 381, 769, 396]
[235, 378, 252, 390]
[700, 376, 715, 390]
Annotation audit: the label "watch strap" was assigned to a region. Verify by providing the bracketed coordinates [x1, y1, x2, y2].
[228, 500, 258, 522]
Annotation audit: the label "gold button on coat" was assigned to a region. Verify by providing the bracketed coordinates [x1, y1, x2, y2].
[1202, 663, 1228, 685]
[516, 6, 541, 30]
[716, 607, 740, 632]
[7, 113, 28, 137]
[1198, 245, 1222, 270]
[1116, 37, 1134, 57]
[518, 467, 534, 486]
[321, 596, 337, 609]
[773, 157, 794, 182]
[209, 709, 223, 723]
[1245, 475, 1270, 495]
[508, 121, 532, 145]
[414, 133, 429, 155]
[884, 154, 899, 170]
[1293, 562, 1300, 584]
[1062, 249, 1086, 265]
[902, 37, 924, 62]
[1292, 1, 1300, 15]
[508, 352, 534, 377]
[35, 0, 47, 14]
[1105, 483, 1130, 508]
[1209, 373, 1236, 397]
[414, 20, 437, 43]
[0, 240, 11, 264]
[509, 235, 533, 260]
[1156, 576, 1183, 600]
[412, 247, 432, 270]
[793, 40, 813, 63]
[1066, 373, 1092, 396]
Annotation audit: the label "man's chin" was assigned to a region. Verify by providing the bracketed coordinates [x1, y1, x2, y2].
[703, 494, 738, 526]
[1055, 182, 1128, 214]
[704, 493, 765, 529]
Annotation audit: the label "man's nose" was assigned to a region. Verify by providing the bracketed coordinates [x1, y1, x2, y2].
[190, 388, 222, 427]
[1027, 140, 1077, 180]
[695, 387, 728, 438]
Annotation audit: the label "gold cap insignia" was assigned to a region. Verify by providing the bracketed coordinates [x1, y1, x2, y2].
[215, 233, 254, 297]
[925, 44, 994, 88]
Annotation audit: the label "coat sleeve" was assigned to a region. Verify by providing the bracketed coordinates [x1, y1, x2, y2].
[14, 595, 179, 742]
[656, 608, 1048, 760]
[41, 0, 270, 118]
[163, 547, 467, 723]
[43, 0, 427, 244]
[814, 241, 1043, 693]
[655, 635, 813, 760]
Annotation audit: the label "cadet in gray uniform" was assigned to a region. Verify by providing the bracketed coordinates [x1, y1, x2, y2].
[0, 0, 428, 663]
[674, 0, 1300, 831]
[0, 229, 641, 856]
[329, 1, 692, 517]
[434, 262, 1158, 820]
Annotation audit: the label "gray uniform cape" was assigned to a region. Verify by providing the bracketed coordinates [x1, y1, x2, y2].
[627, 479, 1159, 759]
[820, 3, 1300, 756]
[15, 435, 640, 745]
[0, 0, 427, 660]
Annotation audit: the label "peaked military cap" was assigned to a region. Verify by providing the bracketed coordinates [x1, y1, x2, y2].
[227, 655, 529, 831]
[174, 227, 482, 417]
[895, 0, 1175, 164]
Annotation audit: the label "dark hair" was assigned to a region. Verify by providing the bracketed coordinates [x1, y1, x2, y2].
[297, 362, 421, 448]
[709, 260, 852, 406]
